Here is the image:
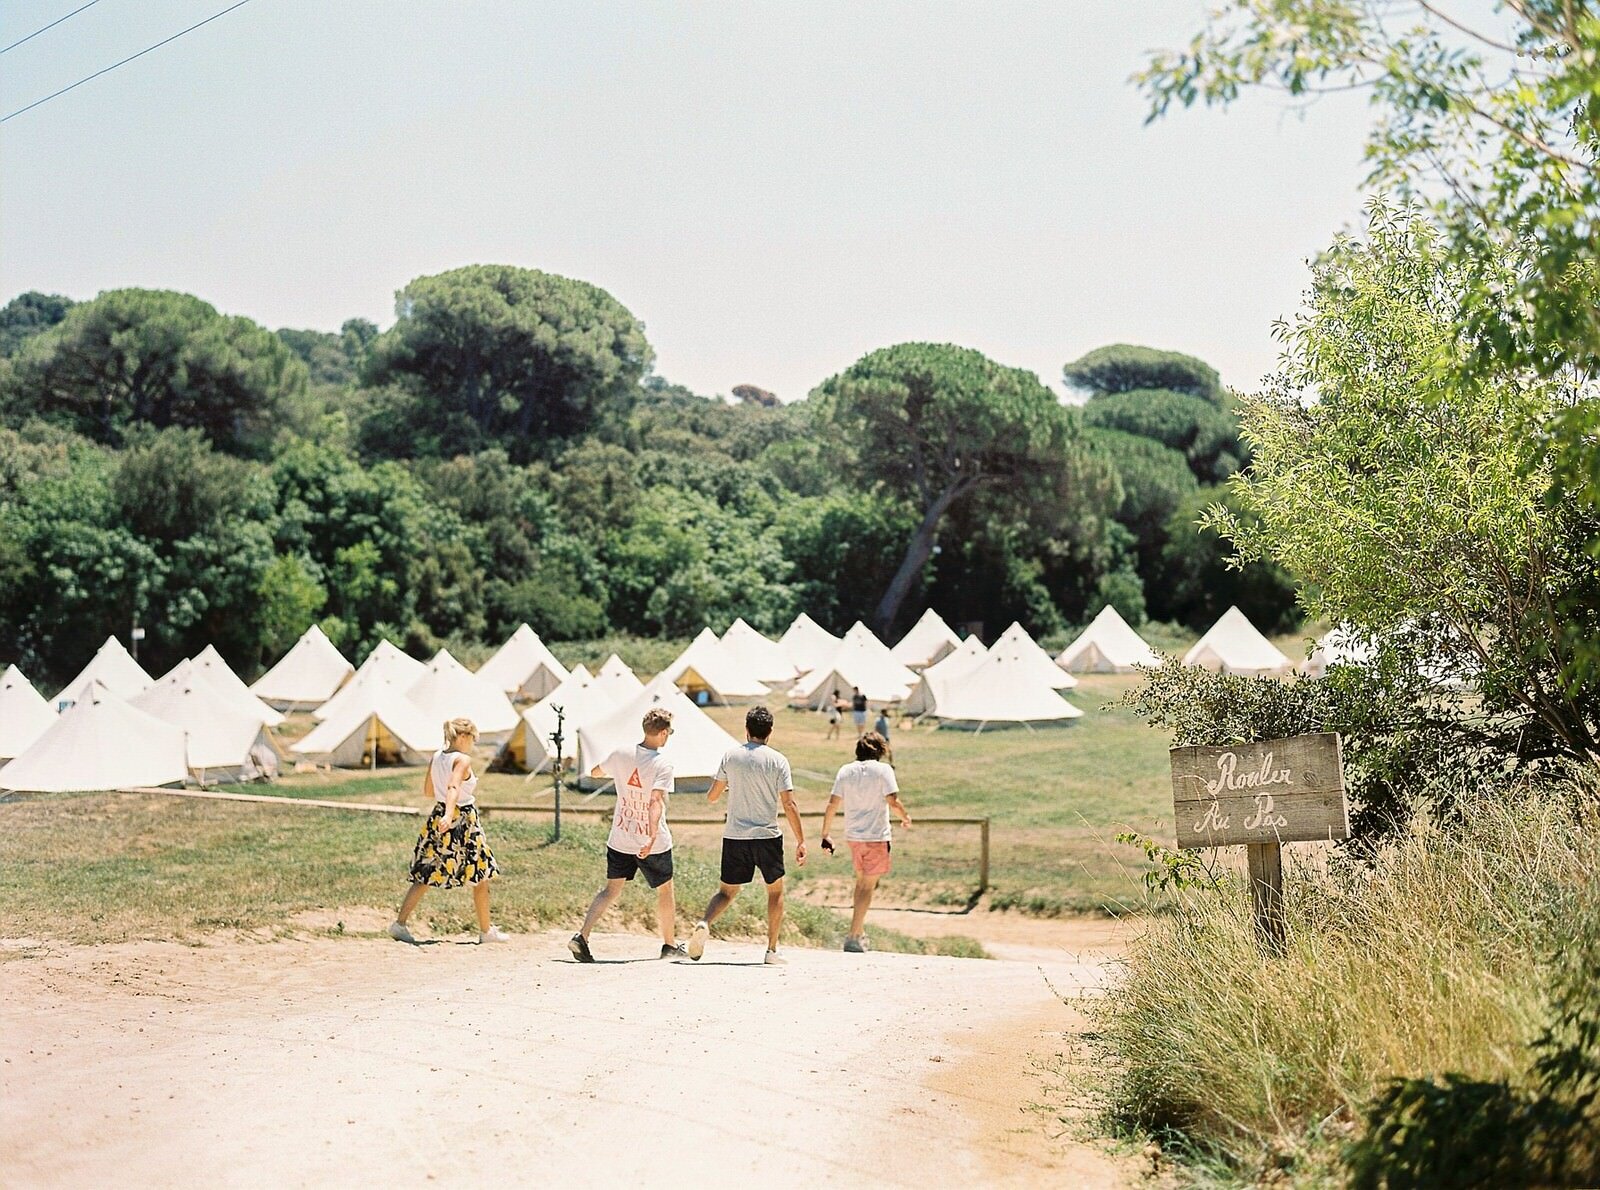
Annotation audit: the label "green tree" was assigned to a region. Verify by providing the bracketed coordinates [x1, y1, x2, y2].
[1062, 344, 1225, 404]
[1085, 427, 1198, 596]
[257, 554, 327, 661]
[1082, 390, 1244, 483]
[0, 291, 74, 357]
[364, 265, 653, 462]
[1160, 484, 1299, 634]
[4, 290, 305, 455]
[814, 342, 1079, 638]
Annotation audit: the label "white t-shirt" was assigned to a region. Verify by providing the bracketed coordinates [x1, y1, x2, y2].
[601, 744, 675, 856]
[830, 759, 899, 842]
[430, 750, 477, 806]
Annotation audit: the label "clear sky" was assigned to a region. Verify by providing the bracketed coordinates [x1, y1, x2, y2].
[0, 1, 1376, 401]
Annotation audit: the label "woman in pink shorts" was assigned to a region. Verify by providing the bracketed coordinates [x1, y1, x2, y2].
[820, 731, 912, 953]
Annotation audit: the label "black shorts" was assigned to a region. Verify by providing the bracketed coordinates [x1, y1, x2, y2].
[720, 836, 785, 886]
[606, 846, 674, 888]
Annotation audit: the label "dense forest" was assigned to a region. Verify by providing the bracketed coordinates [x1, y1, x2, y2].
[0, 267, 1297, 683]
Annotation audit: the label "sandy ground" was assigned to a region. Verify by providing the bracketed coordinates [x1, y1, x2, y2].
[1, 922, 1135, 1189]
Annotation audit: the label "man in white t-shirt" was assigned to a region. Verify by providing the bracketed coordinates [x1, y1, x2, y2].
[820, 731, 911, 953]
[569, 707, 687, 962]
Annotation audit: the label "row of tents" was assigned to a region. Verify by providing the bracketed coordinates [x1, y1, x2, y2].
[0, 603, 1329, 793]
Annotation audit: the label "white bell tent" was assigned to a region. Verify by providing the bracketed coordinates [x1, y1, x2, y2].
[52, 635, 152, 705]
[890, 609, 962, 670]
[190, 645, 285, 727]
[1299, 626, 1375, 677]
[594, 654, 644, 698]
[132, 662, 281, 783]
[777, 613, 843, 677]
[496, 665, 632, 773]
[659, 628, 771, 705]
[0, 665, 57, 761]
[1182, 607, 1294, 677]
[988, 622, 1077, 689]
[902, 636, 989, 715]
[250, 625, 354, 711]
[290, 686, 439, 768]
[1056, 605, 1163, 674]
[913, 650, 1084, 732]
[577, 679, 739, 791]
[789, 623, 918, 709]
[720, 618, 798, 684]
[475, 624, 570, 701]
[0, 681, 187, 792]
[314, 640, 426, 722]
[406, 650, 520, 742]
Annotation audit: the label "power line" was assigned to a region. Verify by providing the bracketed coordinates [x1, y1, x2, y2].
[1, 0, 105, 56]
[1, 0, 254, 124]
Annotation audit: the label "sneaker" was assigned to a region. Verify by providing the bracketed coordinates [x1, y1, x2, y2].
[843, 936, 865, 953]
[859, 934, 872, 952]
[479, 926, 510, 944]
[687, 921, 709, 961]
[568, 933, 595, 963]
[660, 941, 689, 960]
[764, 950, 787, 966]
[387, 921, 416, 943]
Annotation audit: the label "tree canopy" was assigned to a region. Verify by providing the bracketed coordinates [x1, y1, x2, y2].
[1063, 344, 1225, 404]
[364, 265, 653, 462]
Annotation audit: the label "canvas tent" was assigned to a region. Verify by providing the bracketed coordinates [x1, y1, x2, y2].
[496, 665, 634, 773]
[1183, 607, 1294, 676]
[890, 609, 962, 670]
[789, 623, 918, 709]
[777, 613, 843, 677]
[406, 650, 520, 742]
[250, 625, 353, 711]
[1056, 606, 1162, 674]
[577, 679, 739, 791]
[1, 681, 187, 792]
[132, 662, 280, 783]
[290, 686, 438, 768]
[0, 666, 57, 761]
[314, 640, 426, 722]
[53, 635, 152, 705]
[902, 636, 987, 716]
[190, 645, 285, 727]
[1299, 626, 1375, 678]
[475, 624, 570, 701]
[911, 650, 1083, 731]
[658, 628, 771, 705]
[595, 654, 644, 698]
[720, 618, 798, 685]
[989, 623, 1077, 689]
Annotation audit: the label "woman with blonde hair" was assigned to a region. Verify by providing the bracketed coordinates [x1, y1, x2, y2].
[387, 717, 508, 944]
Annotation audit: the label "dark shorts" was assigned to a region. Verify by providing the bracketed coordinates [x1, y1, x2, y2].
[607, 846, 674, 888]
[720, 836, 786, 886]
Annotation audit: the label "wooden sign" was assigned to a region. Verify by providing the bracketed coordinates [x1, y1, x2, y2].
[1169, 732, 1349, 848]
[1168, 732, 1350, 956]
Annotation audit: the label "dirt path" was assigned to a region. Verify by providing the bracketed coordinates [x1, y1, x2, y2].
[1, 929, 1132, 1188]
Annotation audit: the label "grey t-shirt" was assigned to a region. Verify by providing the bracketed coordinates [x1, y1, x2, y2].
[716, 742, 794, 840]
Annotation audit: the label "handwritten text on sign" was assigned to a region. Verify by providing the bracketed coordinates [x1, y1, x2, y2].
[1169, 732, 1350, 848]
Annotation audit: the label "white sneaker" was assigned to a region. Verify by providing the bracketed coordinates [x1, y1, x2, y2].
[687, 921, 709, 961]
[387, 921, 416, 943]
[479, 926, 510, 944]
[764, 950, 786, 966]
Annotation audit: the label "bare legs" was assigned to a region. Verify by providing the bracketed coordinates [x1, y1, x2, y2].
[697, 878, 784, 952]
[849, 873, 881, 940]
[472, 880, 492, 933]
[396, 882, 427, 925]
[580, 877, 678, 946]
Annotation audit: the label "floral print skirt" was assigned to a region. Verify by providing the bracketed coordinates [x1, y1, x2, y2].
[409, 802, 499, 889]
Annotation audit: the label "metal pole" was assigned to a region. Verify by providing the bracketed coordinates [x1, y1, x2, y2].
[549, 705, 565, 843]
[979, 817, 990, 893]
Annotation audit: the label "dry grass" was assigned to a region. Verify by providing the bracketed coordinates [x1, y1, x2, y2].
[1092, 788, 1600, 1181]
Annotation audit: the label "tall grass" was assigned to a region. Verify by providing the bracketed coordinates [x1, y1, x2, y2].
[1094, 787, 1600, 1180]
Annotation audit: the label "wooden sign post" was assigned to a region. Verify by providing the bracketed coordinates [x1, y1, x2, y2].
[1168, 732, 1349, 954]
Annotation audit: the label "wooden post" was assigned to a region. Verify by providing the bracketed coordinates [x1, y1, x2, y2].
[978, 817, 990, 893]
[1246, 842, 1286, 955]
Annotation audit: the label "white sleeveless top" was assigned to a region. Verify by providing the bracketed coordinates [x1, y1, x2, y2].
[430, 749, 477, 807]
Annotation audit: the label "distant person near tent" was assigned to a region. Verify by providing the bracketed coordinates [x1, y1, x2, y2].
[850, 687, 868, 738]
[569, 707, 687, 962]
[826, 688, 845, 740]
[387, 718, 508, 945]
[821, 732, 911, 953]
[688, 706, 807, 965]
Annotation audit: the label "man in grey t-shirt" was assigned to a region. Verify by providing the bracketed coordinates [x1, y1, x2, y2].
[687, 705, 807, 965]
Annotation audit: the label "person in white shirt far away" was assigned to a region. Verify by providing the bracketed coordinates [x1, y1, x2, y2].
[687, 705, 806, 965]
[569, 707, 687, 962]
[820, 731, 912, 953]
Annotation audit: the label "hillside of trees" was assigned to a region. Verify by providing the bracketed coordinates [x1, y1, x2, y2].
[0, 267, 1298, 684]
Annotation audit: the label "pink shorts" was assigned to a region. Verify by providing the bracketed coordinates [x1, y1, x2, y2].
[848, 840, 892, 877]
